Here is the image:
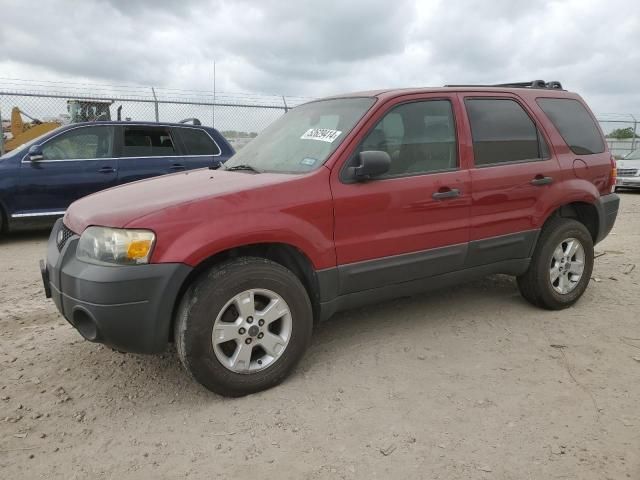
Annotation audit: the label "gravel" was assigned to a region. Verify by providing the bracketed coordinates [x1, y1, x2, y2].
[1, 192, 639, 479]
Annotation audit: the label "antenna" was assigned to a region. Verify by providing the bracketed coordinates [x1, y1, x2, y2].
[212, 61, 216, 128]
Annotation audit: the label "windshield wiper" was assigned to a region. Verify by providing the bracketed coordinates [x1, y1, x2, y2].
[224, 164, 261, 173]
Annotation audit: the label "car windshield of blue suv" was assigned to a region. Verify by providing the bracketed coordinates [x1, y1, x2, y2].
[221, 97, 375, 174]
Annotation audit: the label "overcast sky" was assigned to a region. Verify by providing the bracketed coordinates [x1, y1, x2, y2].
[1, 0, 639, 115]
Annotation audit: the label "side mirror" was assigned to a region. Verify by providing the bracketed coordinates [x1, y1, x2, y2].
[350, 150, 391, 181]
[28, 145, 44, 162]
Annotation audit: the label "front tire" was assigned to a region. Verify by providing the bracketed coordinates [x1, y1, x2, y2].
[175, 257, 313, 397]
[517, 217, 594, 310]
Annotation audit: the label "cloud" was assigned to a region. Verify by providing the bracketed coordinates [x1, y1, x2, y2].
[0, 0, 638, 114]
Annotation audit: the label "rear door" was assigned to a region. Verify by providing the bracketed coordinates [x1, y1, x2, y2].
[15, 125, 117, 216]
[116, 125, 176, 184]
[460, 93, 560, 265]
[173, 126, 225, 170]
[331, 94, 471, 295]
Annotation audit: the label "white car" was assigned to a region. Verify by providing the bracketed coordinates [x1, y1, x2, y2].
[616, 149, 640, 189]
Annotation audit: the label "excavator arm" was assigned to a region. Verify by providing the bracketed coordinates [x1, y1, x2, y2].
[4, 107, 61, 153]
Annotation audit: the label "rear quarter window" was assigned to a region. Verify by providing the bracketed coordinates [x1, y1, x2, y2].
[178, 128, 221, 155]
[536, 98, 605, 155]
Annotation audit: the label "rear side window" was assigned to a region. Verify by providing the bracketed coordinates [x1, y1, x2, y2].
[465, 98, 547, 166]
[536, 98, 605, 155]
[178, 128, 220, 155]
[122, 127, 176, 157]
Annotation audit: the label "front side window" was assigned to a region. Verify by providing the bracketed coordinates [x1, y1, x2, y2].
[537, 98, 605, 155]
[222, 97, 375, 174]
[356, 99, 457, 177]
[465, 98, 547, 166]
[178, 128, 220, 155]
[122, 127, 176, 157]
[41, 126, 114, 160]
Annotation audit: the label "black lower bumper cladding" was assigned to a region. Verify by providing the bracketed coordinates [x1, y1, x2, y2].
[595, 193, 620, 244]
[42, 219, 192, 354]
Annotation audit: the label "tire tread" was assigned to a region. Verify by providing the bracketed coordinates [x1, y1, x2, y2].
[174, 257, 312, 397]
[517, 217, 594, 310]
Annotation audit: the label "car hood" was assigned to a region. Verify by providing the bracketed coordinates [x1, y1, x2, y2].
[64, 168, 294, 233]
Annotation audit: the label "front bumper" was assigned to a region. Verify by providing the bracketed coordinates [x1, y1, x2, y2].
[616, 176, 640, 188]
[42, 219, 192, 354]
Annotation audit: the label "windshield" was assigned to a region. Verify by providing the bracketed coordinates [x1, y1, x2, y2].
[223, 97, 376, 173]
[625, 148, 640, 160]
[0, 126, 64, 159]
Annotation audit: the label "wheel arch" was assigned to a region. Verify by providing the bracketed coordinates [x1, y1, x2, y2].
[542, 201, 599, 242]
[169, 242, 323, 341]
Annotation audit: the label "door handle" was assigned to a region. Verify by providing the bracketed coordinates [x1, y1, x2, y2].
[169, 164, 186, 171]
[530, 175, 553, 186]
[432, 188, 460, 200]
[98, 166, 116, 174]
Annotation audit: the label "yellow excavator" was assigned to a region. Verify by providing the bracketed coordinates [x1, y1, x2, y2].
[2, 107, 62, 152]
[2, 100, 114, 153]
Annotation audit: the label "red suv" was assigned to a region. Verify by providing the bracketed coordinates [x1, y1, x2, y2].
[42, 80, 619, 396]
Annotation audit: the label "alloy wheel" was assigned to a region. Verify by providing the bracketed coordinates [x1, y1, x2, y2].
[211, 289, 292, 373]
[549, 237, 586, 294]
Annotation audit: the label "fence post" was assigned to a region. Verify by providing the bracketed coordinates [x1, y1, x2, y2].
[0, 105, 4, 156]
[282, 96, 289, 113]
[632, 115, 637, 153]
[151, 87, 159, 122]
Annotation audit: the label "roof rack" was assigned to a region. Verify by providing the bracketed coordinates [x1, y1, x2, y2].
[444, 80, 564, 90]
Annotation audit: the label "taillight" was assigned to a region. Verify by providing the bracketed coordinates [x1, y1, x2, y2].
[609, 155, 617, 193]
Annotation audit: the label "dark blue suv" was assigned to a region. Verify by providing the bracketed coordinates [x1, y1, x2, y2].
[0, 121, 234, 232]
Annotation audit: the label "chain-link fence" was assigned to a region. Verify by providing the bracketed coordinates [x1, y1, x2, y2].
[0, 79, 310, 154]
[596, 113, 638, 158]
[2, 78, 639, 158]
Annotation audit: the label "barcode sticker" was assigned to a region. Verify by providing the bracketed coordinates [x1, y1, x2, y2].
[300, 128, 342, 143]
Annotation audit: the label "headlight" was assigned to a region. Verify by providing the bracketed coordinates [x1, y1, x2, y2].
[76, 227, 156, 265]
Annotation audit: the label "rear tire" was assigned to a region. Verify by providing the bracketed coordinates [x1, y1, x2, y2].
[174, 257, 313, 397]
[517, 217, 594, 310]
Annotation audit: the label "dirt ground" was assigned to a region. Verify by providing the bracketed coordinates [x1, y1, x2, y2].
[1, 193, 639, 480]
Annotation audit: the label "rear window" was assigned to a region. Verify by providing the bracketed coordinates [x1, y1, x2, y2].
[123, 127, 176, 157]
[536, 98, 605, 155]
[178, 128, 220, 155]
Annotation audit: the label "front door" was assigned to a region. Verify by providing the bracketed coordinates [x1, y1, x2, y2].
[15, 125, 117, 216]
[330, 95, 471, 295]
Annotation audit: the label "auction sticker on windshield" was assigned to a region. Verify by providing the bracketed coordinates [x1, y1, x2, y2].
[300, 128, 342, 143]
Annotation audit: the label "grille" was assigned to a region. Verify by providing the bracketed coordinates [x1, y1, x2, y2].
[56, 224, 75, 251]
[618, 168, 638, 177]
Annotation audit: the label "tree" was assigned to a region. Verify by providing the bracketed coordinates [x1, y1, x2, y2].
[607, 127, 637, 139]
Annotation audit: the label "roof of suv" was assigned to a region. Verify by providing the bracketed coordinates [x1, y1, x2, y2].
[319, 81, 579, 103]
[68, 120, 214, 129]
